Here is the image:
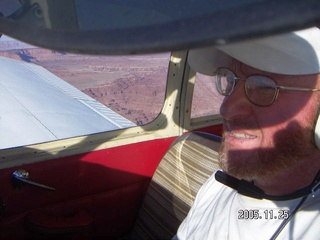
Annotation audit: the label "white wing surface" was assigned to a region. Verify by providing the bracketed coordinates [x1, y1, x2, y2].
[0, 56, 135, 149]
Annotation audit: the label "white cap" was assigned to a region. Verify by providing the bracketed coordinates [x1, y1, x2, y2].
[188, 27, 320, 76]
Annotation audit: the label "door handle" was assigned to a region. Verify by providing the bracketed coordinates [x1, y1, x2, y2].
[12, 169, 55, 191]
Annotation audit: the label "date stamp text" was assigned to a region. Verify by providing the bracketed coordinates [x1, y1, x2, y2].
[238, 209, 289, 220]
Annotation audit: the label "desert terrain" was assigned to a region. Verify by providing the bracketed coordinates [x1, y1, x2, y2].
[0, 42, 169, 125]
[0, 38, 222, 125]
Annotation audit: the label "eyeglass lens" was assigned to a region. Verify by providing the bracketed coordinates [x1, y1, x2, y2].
[215, 68, 235, 95]
[245, 76, 278, 106]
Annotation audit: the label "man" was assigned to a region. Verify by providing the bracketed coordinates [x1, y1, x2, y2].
[174, 27, 320, 239]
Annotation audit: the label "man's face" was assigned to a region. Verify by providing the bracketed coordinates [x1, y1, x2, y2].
[219, 61, 320, 181]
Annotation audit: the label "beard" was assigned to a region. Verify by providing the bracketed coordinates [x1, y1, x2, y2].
[218, 119, 318, 181]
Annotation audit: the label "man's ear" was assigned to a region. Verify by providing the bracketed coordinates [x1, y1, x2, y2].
[314, 112, 320, 149]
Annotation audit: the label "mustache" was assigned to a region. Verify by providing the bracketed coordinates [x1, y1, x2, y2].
[223, 119, 258, 131]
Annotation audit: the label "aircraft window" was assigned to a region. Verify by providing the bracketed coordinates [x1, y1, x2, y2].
[0, 35, 169, 149]
[191, 73, 224, 118]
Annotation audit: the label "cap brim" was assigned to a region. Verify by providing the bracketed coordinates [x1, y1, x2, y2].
[188, 27, 320, 76]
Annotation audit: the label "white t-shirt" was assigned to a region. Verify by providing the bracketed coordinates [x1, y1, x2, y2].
[174, 171, 320, 240]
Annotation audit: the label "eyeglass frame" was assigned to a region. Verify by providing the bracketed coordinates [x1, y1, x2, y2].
[214, 67, 320, 107]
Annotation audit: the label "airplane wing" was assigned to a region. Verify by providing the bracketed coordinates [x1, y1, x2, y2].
[0, 56, 135, 149]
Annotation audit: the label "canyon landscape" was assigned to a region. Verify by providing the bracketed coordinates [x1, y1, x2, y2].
[0, 40, 169, 125]
[0, 37, 222, 126]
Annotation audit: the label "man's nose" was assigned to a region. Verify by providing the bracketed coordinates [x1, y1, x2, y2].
[220, 81, 252, 120]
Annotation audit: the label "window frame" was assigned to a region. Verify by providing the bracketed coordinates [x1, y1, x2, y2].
[0, 51, 189, 169]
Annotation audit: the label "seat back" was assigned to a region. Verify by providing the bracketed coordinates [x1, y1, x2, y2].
[130, 132, 221, 240]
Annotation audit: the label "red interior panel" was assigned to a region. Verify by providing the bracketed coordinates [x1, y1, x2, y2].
[0, 137, 176, 239]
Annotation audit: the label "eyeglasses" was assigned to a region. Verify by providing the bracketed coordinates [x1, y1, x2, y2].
[215, 67, 320, 106]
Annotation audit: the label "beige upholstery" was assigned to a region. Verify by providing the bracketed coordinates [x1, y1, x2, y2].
[130, 132, 221, 240]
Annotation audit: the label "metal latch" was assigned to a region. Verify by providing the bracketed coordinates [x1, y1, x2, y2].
[12, 169, 55, 191]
